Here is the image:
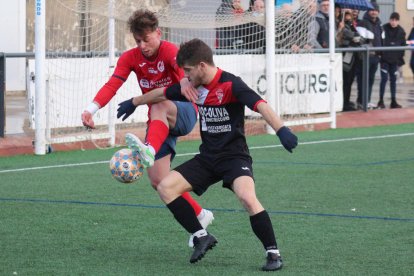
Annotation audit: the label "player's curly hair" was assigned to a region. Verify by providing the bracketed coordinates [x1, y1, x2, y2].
[127, 9, 158, 35]
[177, 39, 215, 67]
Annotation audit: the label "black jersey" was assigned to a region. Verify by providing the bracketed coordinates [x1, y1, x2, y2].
[165, 68, 265, 160]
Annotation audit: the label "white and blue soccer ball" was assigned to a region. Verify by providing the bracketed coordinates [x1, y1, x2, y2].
[109, 148, 144, 183]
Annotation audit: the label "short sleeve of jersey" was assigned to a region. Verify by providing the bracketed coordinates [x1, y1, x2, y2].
[231, 76, 265, 111]
[165, 83, 188, 102]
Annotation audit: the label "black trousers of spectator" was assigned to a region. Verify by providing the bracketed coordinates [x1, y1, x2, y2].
[356, 55, 379, 104]
[410, 52, 414, 77]
[342, 59, 357, 109]
[379, 62, 398, 102]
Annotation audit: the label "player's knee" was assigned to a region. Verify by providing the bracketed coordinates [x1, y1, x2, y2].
[150, 101, 170, 115]
[150, 101, 176, 120]
[156, 180, 176, 203]
[238, 193, 259, 212]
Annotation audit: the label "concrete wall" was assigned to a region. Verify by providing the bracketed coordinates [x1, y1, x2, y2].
[0, 0, 26, 92]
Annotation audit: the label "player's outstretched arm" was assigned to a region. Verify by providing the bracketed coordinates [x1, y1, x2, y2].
[116, 88, 167, 121]
[132, 87, 166, 106]
[81, 101, 101, 129]
[257, 102, 298, 153]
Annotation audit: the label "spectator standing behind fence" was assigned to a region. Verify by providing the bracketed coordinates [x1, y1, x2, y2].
[314, 0, 330, 48]
[337, 9, 363, 111]
[355, 1, 382, 109]
[377, 12, 406, 109]
[352, 9, 361, 26]
[252, 0, 264, 14]
[243, 0, 266, 50]
[408, 17, 414, 80]
[303, 0, 320, 49]
[276, 0, 315, 52]
[216, 0, 246, 49]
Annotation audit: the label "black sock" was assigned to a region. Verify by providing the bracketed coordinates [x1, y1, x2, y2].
[166, 196, 203, 234]
[250, 210, 278, 251]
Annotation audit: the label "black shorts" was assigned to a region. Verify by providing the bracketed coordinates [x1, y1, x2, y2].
[173, 154, 254, 196]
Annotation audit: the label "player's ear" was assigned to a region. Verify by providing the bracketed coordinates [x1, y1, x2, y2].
[156, 28, 162, 37]
[199, 62, 207, 70]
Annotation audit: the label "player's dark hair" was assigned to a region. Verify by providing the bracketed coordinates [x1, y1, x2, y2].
[127, 9, 158, 35]
[177, 39, 215, 67]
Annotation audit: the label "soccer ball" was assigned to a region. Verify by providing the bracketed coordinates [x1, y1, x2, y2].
[109, 148, 144, 183]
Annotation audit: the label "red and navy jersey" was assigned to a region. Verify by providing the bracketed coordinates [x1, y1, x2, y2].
[93, 40, 184, 108]
[165, 68, 265, 160]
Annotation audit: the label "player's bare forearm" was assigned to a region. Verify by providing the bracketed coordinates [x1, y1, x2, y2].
[256, 102, 284, 132]
[131, 88, 166, 106]
[258, 101, 298, 153]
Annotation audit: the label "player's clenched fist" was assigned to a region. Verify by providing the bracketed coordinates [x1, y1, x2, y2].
[81, 111, 95, 129]
[276, 126, 298, 153]
[82, 102, 100, 129]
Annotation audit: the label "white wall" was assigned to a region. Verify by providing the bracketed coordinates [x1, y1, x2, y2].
[0, 0, 26, 92]
[26, 53, 342, 129]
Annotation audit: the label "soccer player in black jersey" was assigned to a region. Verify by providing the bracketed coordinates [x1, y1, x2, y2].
[118, 38, 298, 271]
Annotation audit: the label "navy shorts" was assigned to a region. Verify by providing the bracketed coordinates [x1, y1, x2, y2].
[173, 154, 254, 196]
[150, 101, 197, 161]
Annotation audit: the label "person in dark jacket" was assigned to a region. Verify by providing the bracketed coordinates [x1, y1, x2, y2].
[407, 17, 414, 80]
[355, 1, 382, 109]
[215, 0, 265, 50]
[215, 0, 246, 49]
[314, 0, 330, 48]
[378, 12, 406, 109]
[243, 0, 266, 50]
[337, 9, 364, 111]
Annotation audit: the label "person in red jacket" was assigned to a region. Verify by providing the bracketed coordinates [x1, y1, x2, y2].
[81, 9, 214, 246]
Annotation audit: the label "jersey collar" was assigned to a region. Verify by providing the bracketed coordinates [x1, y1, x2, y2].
[203, 68, 222, 91]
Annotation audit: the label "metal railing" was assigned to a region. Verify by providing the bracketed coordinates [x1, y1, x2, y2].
[0, 54, 4, 137]
[315, 46, 413, 111]
[1, 46, 413, 137]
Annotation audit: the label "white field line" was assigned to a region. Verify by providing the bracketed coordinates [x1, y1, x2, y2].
[1, 132, 413, 174]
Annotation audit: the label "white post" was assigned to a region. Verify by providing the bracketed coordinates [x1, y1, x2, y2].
[328, 0, 336, 128]
[108, 0, 116, 146]
[265, 0, 276, 134]
[34, 0, 47, 154]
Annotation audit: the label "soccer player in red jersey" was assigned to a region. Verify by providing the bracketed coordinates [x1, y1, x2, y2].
[119, 38, 298, 271]
[81, 10, 213, 244]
